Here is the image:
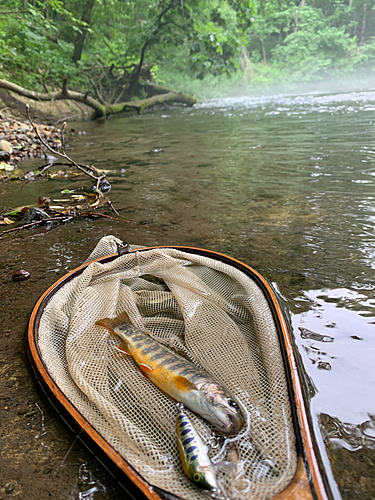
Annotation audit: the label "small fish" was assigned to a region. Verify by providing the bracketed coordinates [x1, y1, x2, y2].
[176, 405, 219, 491]
[96, 311, 243, 435]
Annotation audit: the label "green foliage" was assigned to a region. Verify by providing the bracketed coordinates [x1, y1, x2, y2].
[243, 0, 375, 86]
[0, 1, 87, 89]
[1, 0, 375, 98]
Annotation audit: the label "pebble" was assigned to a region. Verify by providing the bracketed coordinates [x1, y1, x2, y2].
[0, 139, 12, 154]
[5, 482, 16, 493]
[12, 269, 31, 281]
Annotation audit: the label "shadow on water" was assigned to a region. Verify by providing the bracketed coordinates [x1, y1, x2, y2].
[2, 88, 375, 499]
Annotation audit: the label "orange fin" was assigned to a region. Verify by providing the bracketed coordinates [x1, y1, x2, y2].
[138, 363, 154, 380]
[95, 311, 131, 332]
[114, 343, 132, 356]
[174, 376, 197, 393]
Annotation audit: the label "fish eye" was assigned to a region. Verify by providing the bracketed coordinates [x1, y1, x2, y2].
[228, 399, 239, 409]
[193, 473, 200, 482]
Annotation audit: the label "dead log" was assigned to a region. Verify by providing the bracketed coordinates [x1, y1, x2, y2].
[0, 79, 197, 120]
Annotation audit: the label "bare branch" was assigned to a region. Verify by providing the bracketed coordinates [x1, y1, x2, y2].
[60, 121, 67, 155]
[26, 104, 105, 182]
[0, 216, 73, 238]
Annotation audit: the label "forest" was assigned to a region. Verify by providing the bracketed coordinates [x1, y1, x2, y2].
[0, 0, 374, 116]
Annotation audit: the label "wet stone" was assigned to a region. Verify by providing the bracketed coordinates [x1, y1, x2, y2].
[12, 269, 31, 281]
[317, 361, 331, 370]
[5, 482, 16, 493]
[0, 151, 10, 161]
[21, 207, 50, 223]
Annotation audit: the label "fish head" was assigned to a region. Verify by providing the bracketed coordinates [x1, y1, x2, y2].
[200, 383, 244, 435]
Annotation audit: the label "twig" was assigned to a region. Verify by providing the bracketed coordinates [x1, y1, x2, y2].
[26, 104, 104, 184]
[80, 212, 126, 222]
[107, 200, 120, 216]
[25, 104, 122, 214]
[0, 216, 73, 238]
[60, 121, 67, 155]
[56, 113, 80, 124]
[36, 161, 98, 176]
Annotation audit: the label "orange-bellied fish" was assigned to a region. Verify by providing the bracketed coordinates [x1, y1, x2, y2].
[95, 312, 243, 435]
[176, 404, 219, 491]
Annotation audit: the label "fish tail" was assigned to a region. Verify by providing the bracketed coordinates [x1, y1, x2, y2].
[95, 311, 131, 331]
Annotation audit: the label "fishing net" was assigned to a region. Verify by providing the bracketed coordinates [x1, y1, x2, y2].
[37, 236, 297, 500]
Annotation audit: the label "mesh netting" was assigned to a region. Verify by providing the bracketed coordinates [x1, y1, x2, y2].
[37, 236, 297, 500]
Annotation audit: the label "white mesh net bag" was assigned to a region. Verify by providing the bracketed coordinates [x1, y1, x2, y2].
[37, 236, 297, 500]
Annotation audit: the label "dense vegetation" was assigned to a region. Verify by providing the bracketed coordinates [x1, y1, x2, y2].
[0, 0, 374, 101]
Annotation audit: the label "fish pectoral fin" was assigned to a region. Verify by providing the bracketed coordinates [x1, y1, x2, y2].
[138, 363, 154, 380]
[114, 343, 132, 356]
[174, 376, 197, 393]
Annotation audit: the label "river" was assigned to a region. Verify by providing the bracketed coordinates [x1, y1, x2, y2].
[1, 89, 375, 499]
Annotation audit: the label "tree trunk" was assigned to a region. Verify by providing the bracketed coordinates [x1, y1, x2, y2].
[260, 39, 267, 64]
[127, 0, 177, 96]
[360, 3, 367, 44]
[73, 0, 96, 63]
[0, 79, 197, 120]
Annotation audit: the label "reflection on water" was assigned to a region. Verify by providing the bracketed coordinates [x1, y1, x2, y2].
[6, 88, 375, 499]
[292, 287, 375, 499]
[320, 413, 375, 500]
[70, 463, 106, 500]
[321, 413, 375, 452]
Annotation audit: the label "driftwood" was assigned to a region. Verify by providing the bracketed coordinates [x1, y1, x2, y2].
[0, 78, 197, 120]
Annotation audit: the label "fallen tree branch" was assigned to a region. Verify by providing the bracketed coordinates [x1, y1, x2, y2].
[99, 91, 198, 118]
[0, 78, 106, 116]
[0, 78, 197, 120]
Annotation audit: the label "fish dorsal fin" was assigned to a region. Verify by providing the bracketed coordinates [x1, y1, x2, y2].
[174, 376, 198, 393]
[95, 311, 131, 332]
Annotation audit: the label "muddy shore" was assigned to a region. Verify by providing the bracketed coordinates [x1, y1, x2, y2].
[0, 223, 142, 500]
[0, 93, 129, 500]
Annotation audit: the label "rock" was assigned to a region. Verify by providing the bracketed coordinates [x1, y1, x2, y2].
[93, 179, 111, 194]
[5, 482, 16, 493]
[0, 139, 12, 154]
[0, 151, 10, 161]
[12, 270, 31, 281]
[21, 207, 50, 224]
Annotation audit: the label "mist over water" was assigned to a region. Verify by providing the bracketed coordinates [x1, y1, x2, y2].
[6, 87, 375, 499]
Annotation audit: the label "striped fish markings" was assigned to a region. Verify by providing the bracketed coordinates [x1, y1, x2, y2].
[176, 405, 219, 491]
[95, 311, 243, 435]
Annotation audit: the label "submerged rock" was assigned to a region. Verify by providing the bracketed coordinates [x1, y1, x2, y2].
[21, 207, 50, 224]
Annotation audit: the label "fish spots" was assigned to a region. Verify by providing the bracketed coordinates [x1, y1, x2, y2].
[187, 446, 197, 453]
[178, 415, 184, 420]
[182, 437, 195, 445]
[191, 455, 199, 461]
[181, 428, 191, 436]
[179, 421, 189, 427]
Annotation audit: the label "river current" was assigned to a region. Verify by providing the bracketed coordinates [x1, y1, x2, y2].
[3, 89, 375, 499]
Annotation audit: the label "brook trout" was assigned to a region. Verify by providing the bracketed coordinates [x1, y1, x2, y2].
[176, 404, 219, 491]
[96, 312, 243, 435]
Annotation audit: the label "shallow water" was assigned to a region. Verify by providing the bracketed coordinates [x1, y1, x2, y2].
[2, 89, 375, 499]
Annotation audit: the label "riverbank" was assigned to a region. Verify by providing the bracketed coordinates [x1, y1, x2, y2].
[0, 110, 61, 172]
[0, 89, 91, 181]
